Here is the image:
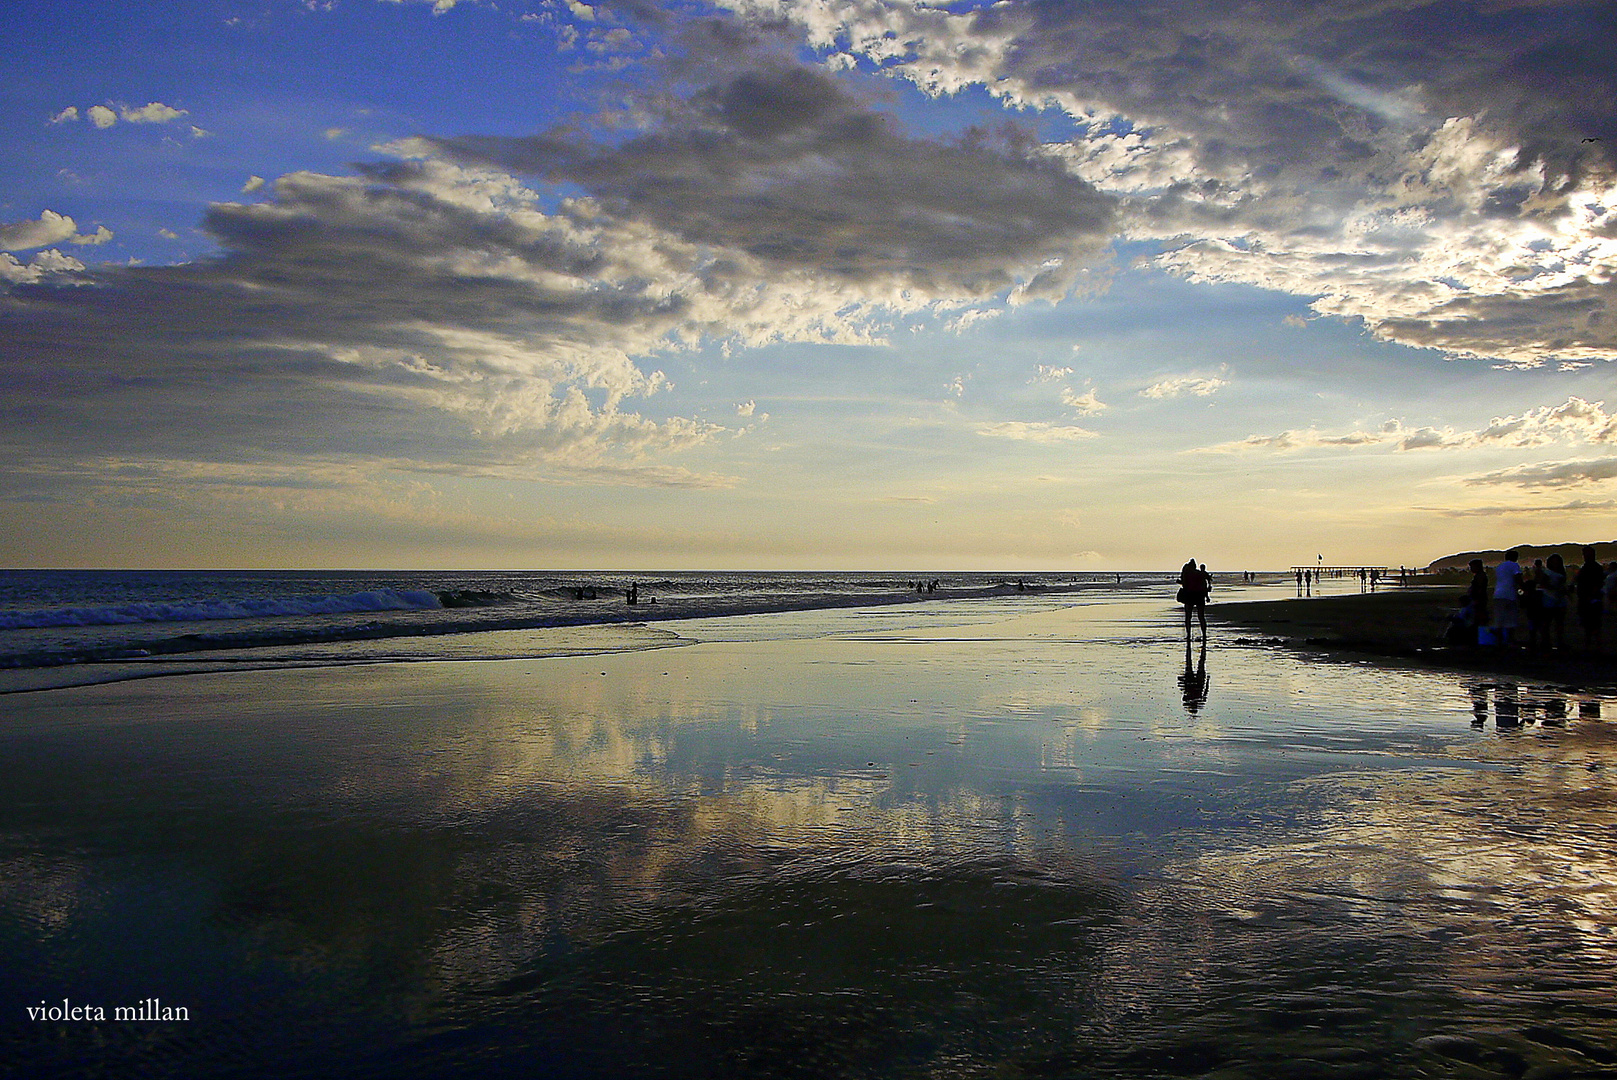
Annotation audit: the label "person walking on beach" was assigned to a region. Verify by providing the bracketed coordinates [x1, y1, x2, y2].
[1179, 558, 1209, 640]
[1575, 545, 1605, 654]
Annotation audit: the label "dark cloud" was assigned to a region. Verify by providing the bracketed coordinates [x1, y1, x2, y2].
[433, 63, 1117, 292]
[1004, 0, 1615, 192]
[0, 165, 721, 483]
[1465, 456, 1617, 488]
[737, 0, 1617, 363]
[1372, 277, 1617, 359]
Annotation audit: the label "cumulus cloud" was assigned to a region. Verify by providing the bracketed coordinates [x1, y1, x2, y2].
[715, 0, 1617, 365]
[9, 116, 1114, 492]
[49, 106, 78, 124]
[241, 175, 266, 193]
[1141, 374, 1227, 399]
[120, 101, 188, 124]
[0, 157, 761, 487]
[86, 105, 117, 129]
[0, 248, 86, 286]
[431, 61, 1117, 298]
[0, 210, 110, 252]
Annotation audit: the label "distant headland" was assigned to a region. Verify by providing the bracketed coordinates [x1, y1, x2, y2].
[1425, 540, 1617, 573]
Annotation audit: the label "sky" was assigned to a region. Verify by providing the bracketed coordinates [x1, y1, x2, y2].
[1, 0, 1614, 571]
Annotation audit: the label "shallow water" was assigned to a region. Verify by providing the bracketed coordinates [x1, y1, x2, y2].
[3, 594, 1616, 1078]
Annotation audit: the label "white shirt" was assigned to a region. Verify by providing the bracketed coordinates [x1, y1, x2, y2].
[1494, 560, 1521, 600]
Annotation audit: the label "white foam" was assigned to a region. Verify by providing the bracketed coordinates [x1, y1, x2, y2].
[0, 588, 444, 630]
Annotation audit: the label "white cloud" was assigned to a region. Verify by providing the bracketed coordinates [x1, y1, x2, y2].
[1060, 387, 1107, 415]
[0, 211, 108, 252]
[0, 248, 86, 286]
[1198, 397, 1617, 455]
[1140, 374, 1227, 399]
[976, 421, 1099, 442]
[158, 229, 179, 240]
[49, 106, 78, 124]
[712, 0, 1617, 366]
[1464, 458, 1617, 490]
[70, 226, 112, 246]
[121, 102, 188, 124]
[735, 399, 756, 416]
[1031, 364, 1073, 383]
[86, 105, 117, 129]
[242, 176, 266, 194]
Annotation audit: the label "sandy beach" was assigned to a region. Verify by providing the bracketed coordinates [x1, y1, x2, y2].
[6, 590, 1617, 1078]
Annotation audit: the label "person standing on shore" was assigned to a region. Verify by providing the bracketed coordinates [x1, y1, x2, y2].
[1575, 545, 1605, 655]
[1468, 559, 1490, 641]
[1179, 558, 1209, 641]
[1493, 550, 1523, 646]
[1542, 553, 1568, 650]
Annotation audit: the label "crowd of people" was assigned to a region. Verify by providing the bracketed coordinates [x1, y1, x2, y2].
[1450, 546, 1617, 655]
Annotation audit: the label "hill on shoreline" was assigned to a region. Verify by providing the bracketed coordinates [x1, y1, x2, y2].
[1425, 540, 1617, 572]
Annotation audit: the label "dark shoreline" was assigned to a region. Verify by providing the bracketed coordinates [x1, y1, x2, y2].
[1208, 587, 1617, 689]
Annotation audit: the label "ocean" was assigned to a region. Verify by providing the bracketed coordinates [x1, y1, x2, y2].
[0, 569, 1183, 693]
[8, 576, 1613, 1078]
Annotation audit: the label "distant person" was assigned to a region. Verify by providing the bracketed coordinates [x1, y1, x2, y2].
[1295, 568, 1303, 595]
[1179, 558, 1209, 640]
[1493, 550, 1523, 645]
[1467, 559, 1490, 636]
[1542, 553, 1568, 650]
[1574, 545, 1605, 654]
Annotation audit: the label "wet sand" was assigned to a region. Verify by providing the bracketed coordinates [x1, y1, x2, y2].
[1210, 586, 1617, 688]
[5, 595, 1617, 1078]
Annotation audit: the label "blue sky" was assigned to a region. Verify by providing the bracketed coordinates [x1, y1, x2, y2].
[3, 0, 1615, 569]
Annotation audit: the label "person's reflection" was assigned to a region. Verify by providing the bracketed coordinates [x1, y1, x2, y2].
[1496, 683, 1521, 728]
[1469, 683, 1490, 728]
[1179, 638, 1209, 713]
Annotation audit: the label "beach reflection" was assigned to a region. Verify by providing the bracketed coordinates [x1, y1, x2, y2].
[1179, 639, 1210, 713]
[4, 611, 1617, 1077]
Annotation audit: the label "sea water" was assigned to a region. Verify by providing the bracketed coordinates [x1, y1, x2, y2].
[3, 583, 1614, 1078]
[0, 569, 1178, 693]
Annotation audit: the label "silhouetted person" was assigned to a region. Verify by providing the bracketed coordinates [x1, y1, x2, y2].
[1467, 559, 1489, 641]
[1575, 545, 1605, 654]
[1179, 558, 1209, 640]
[1521, 569, 1546, 654]
[1542, 553, 1568, 650]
